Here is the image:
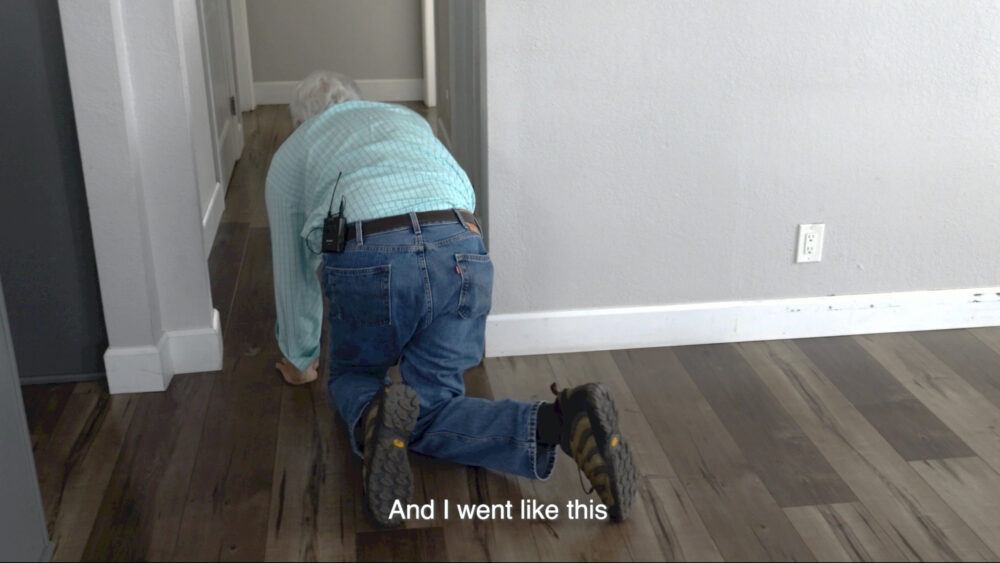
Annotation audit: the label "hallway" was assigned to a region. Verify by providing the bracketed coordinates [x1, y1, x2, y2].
[21, 103, 1000, 562]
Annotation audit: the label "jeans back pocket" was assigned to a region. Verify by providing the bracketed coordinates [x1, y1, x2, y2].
[326, 265, 391, 328]
[455, 254, 494, 319]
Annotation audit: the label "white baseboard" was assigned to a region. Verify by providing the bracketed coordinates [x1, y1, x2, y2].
[104, 344, 169, 394]
[162, 309, 223, 375]
[105, 309, 223, 394]
[254, 79, 425, 105]
[485, 286, 1000, 358]
[202, 180, 225, 256]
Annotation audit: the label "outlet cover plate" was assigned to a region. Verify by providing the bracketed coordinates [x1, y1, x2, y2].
[796, 223, 825, 263]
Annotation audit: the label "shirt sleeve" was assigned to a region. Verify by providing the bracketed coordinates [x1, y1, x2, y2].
[265, 143, 324, 372]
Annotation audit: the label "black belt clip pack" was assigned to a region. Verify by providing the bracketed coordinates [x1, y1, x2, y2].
[322, 198, 347, 254]
[322, 171, 347, 253]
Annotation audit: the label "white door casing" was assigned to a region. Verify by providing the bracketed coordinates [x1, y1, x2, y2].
[58, 0, 223, 393]
[230, 0, 256, 111]
[199, 0, 244, 199]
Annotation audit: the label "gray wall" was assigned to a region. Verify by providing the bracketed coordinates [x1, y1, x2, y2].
[485, 0, 1000, 314]
[0, 277, 53, 561]
[246, 0, 423, 81]
[0, 0, 107, 383]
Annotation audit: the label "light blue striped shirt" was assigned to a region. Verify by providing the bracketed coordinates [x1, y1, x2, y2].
[265, 101, 475, 370]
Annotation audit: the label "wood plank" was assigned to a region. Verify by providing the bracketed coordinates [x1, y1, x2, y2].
[642, 476, 724, 562]
[208, 221, 250, 329]
[241, 108, 259, 141]
[33, 383, 102, 532]
[20, 382, 74, 451]
[545, 351, 694, 561]
[916, 328, 1000, 412]
[78, 373, 214, 561]
[795, 336, 974, 461]
[612, 347, 816, 561]
[264, 382, 357, 562]
[484, 355, 606, 562]
[968, 325, 1000, 359]
[262, 204, 360, 562]
[738, 339, 996, 561]
[910, 456, 1000, 556]
[784, 502, 906, 562]
[856, 332, 1000, 475]
[673, 344, 857, 507]
[223, 105, 278, 224]
[458, 463, 542, 562]
[37, 386, 137, 562]
[173, 229, 284, 562]
[356, 526, 448, 562]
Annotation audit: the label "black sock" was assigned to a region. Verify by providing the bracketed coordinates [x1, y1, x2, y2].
[354, 402, 373, 448]
[536, 401, 562, 445]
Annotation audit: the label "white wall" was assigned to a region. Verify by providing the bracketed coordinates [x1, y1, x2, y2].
[247, 0, 424, 102]
[483, 0, 1000, 354]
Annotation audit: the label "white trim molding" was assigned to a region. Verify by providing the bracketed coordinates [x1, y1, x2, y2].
[202, 181, 225, 256]
[162, 309, 223, 375]
[59, 0, 222, 395]
[421, 0, 436, 107]
[254, 79, 426, 105]
[105, 309, 223, 394]
[104, 345, 165, 395]
[485, 286, 1000, 358]
[230, 0, 256, 111]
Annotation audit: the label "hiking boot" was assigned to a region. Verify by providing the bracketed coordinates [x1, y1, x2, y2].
[552, 382, 637, 521]
[360, 383, 420, 528]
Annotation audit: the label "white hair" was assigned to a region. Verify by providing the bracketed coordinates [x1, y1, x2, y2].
[289, 70, 362, 124]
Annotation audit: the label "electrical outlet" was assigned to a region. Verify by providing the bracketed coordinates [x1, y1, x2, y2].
[796, 223, 825, 263]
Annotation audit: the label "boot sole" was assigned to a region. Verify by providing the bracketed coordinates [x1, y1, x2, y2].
[364, 384, 420, 528]
[576, 383, 638, 522]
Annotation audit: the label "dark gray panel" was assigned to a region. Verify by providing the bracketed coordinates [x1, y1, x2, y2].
[445, 0, 488, 247]
[0, 0, 107, 381]
[0, 277, 54, 561]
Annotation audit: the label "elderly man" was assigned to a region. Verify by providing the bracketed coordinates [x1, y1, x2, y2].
[265, 71, 636, 527]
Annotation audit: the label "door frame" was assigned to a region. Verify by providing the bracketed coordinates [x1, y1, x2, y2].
[57, 0, 223, 394]
[197, 0, 244, 202]
[230, 0, 256, 111]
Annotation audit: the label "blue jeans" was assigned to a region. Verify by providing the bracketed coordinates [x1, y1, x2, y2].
[322, 212, 556, 480]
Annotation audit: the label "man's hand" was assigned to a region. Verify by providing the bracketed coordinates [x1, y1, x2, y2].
[276, 357, 319, 386]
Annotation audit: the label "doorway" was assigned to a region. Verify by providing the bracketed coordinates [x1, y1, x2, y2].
[227, 0, 488, 241]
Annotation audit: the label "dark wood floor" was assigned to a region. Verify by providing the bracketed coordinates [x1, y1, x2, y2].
[21, 104, 1000, 562]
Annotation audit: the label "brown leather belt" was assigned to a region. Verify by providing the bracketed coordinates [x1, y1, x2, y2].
[346, 209, 480, 241]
